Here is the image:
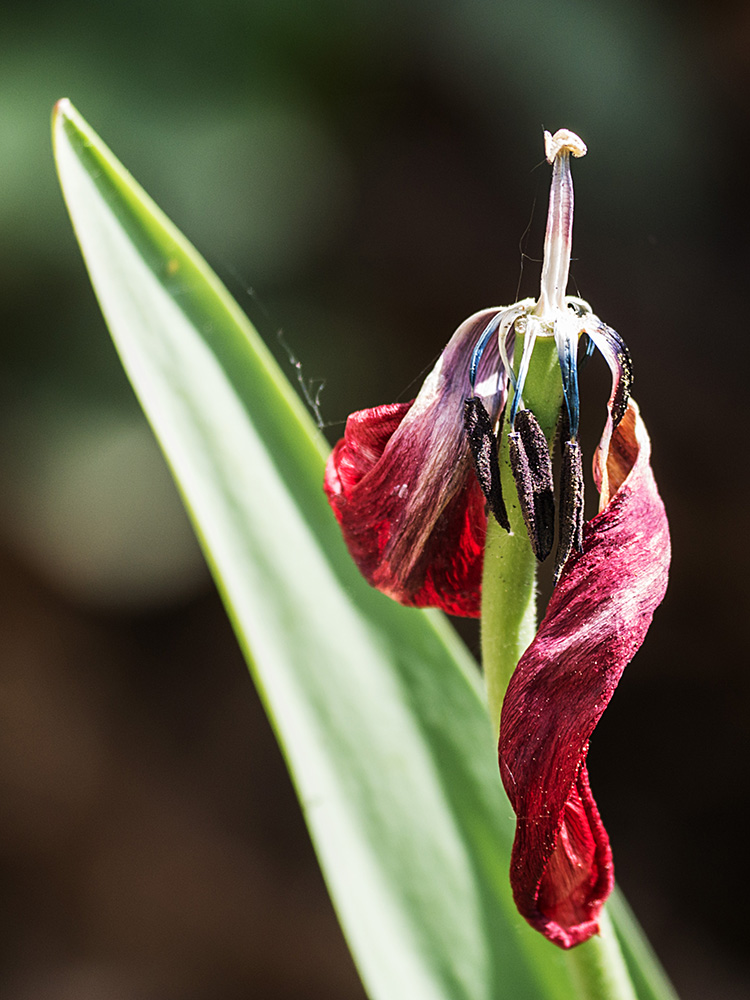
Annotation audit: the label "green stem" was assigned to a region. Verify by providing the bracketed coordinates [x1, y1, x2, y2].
[481, 483, 537, 731]
[567, 912, 638, 1000]
[480, 334, 639, 1000]
[481, 335, 561, 732]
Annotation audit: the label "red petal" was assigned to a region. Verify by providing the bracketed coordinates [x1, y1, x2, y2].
[498, 400, 670, 948]
[324, 309, 505, 617]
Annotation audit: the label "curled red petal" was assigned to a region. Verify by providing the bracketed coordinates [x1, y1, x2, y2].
[498, 400, 670, 948]
[324, 309, 506, 617]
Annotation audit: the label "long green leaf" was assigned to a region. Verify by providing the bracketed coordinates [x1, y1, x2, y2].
[53, 99, 677, 1000]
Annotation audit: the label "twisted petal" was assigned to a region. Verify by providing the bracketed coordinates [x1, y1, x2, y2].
[498, 400, 670, 948]
[324, 309, 507, 617]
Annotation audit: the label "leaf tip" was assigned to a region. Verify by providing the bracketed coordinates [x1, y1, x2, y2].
[52, 98, 74, 128]
[52, 99, 76, 155]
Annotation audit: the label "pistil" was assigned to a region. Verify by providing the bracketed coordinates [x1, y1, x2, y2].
[534, 129, 587, 321]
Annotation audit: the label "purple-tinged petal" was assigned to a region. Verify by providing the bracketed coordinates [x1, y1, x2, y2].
[324, 309, 507, 617]
[498, 399, 670, 948]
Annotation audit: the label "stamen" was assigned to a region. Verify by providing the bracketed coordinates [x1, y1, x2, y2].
[508, 409, 555, 561]
[535, 129, 586, 321]
[554, 437, 585, 582]
[496, 304, 530, 391]
[469, 313, 503, 390]
[555, 323, 581, 440]
[566, 299, 598, 369]
[566, 296, 592, 319]
[464, 397, 510, 531]
[471, 305, 529, 393]
[509, 326, 537, 426]
[580, 333, 596, 366]
[584, 320, 634, 428]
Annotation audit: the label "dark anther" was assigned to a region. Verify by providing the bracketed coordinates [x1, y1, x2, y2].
[463, 397, 510, 531]
[508, 409, 555, 561]
[554, 437, 585, 583]
[599, 322, 633, 428]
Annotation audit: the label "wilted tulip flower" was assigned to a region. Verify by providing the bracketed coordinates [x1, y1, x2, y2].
[324, 129, 670, 948]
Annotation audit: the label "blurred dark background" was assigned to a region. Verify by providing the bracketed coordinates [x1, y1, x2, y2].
[1, 1, 748, 998]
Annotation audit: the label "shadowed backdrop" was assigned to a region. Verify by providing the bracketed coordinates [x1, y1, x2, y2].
[1, 1, 748, 998]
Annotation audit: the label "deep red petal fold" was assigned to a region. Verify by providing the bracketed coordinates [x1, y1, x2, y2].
[324, 309, 506, 617]
[498, 400, 670, 948]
